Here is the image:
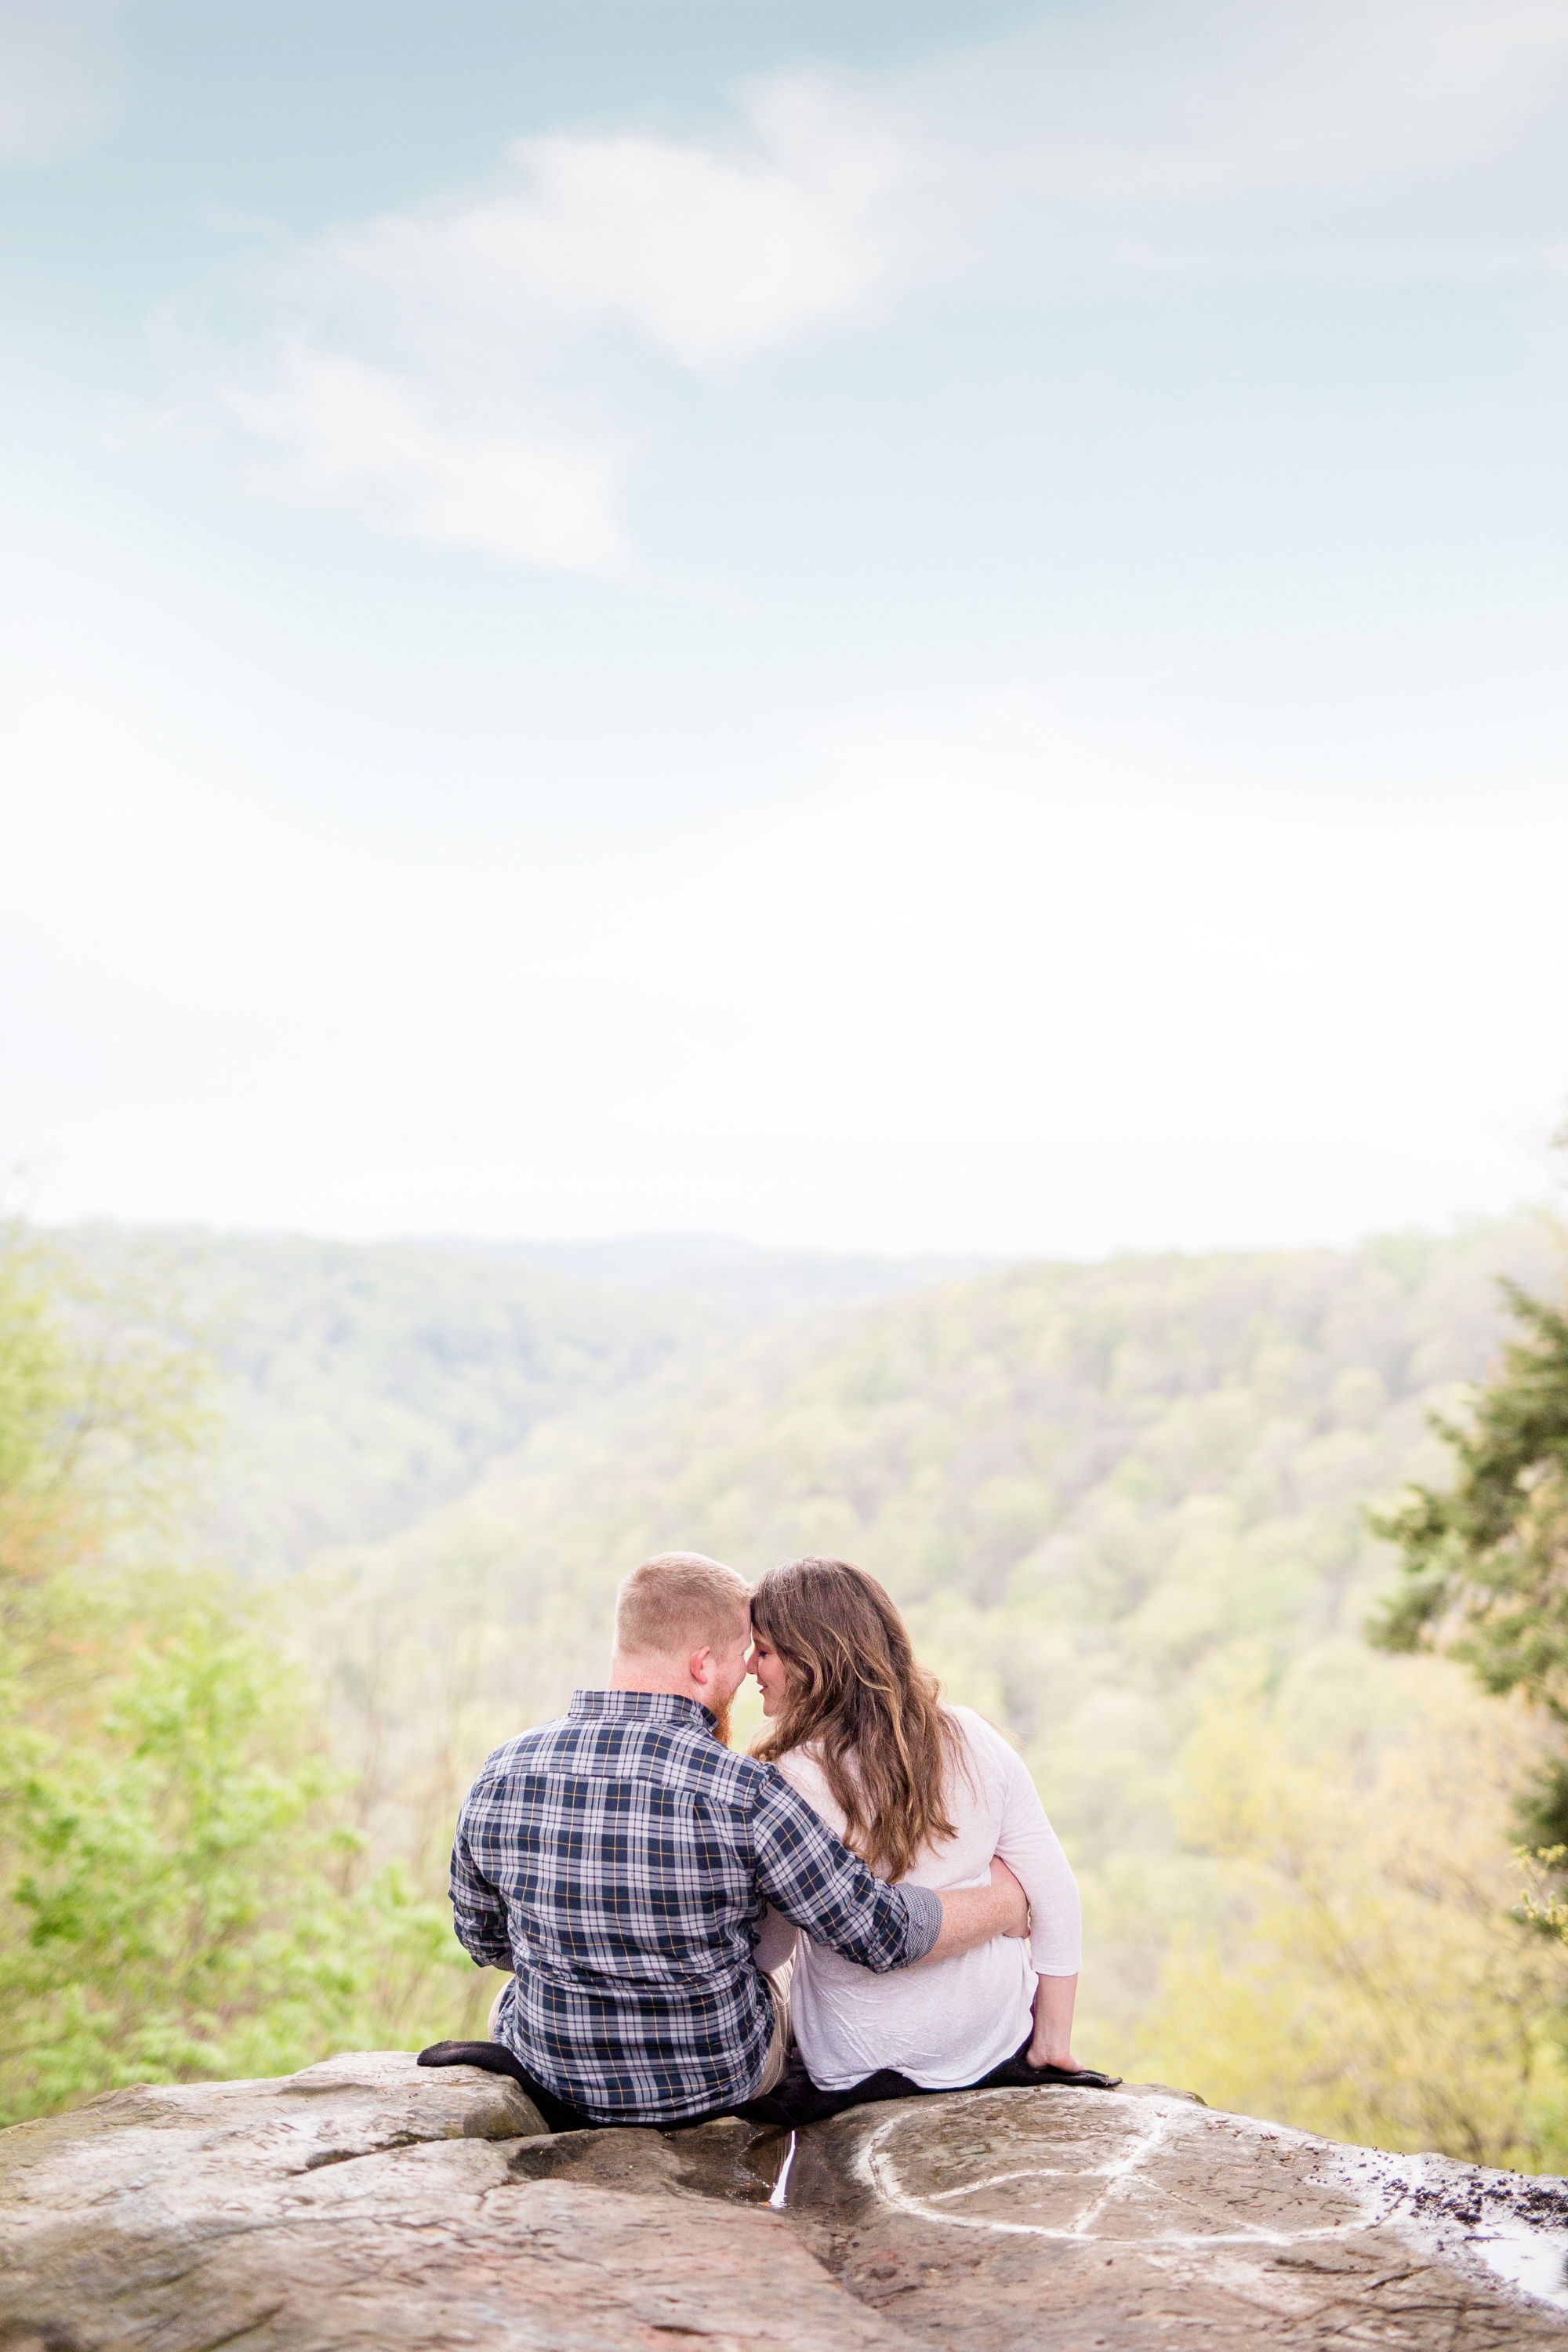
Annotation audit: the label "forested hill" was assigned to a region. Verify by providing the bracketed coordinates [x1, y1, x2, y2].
[301, 1212, 1555, 1795]
[268, 1210, 1568, 2161]
[53, 1225, 971, 1579]
[43, 1210, 1568, 2162]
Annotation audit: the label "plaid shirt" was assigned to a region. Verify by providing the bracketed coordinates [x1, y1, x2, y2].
[450, 1687, 940, 2123]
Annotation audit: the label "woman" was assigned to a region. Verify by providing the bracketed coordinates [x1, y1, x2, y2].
[749, 1555, 1085, 2091]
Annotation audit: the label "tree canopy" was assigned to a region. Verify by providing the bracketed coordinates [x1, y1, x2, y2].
[0, 1233, 483, 2126]
[11, 1213, 1568, 2165]
[1370, 1282, 1568, 1715]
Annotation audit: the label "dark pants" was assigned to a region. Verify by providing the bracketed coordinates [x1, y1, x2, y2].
[416, 2033, 1117, 2132]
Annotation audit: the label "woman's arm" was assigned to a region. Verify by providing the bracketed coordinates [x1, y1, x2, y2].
[1028, 1970, 1080, 2069]
[985, 1730, 1084, 2064]
[985, 1722, 1083, 1976]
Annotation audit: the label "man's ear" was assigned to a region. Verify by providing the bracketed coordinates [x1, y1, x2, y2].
[688, 1644, 714, 1689]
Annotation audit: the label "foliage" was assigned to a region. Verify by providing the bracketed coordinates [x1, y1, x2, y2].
[304, 1217, 1555, 1915]
[3, 1609, 329, 2114]
[58, 1225, 732, 1579]
[191, 1205, 1568, 2165]
[1516, 1846, 1568, 1942]
[1370, 1282, 1568, 1715]
[0, 1228, 206, 1586]
[1135, 1663, 1568, 2170]
[0, 1233, 488, 2127]
[25, 1211, 1568, 2165]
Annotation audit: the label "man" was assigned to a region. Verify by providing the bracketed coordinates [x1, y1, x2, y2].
[449, 1550, 1029, 2126]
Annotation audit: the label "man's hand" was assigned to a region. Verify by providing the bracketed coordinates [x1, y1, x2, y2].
[923, 1857, 1030, 1964]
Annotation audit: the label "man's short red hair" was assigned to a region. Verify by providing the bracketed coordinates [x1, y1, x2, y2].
[614, 1551, 751, 1660]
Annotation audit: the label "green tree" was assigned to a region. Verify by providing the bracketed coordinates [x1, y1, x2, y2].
[0, 1231, 483, 2125]
[1369, 1278, 1568, 1840]
[0, 1608, 480, 2120]
[1136, 1664, 1568, 2170]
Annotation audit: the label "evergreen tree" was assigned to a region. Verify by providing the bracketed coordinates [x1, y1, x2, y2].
[1370, 1278, 1568, 1841]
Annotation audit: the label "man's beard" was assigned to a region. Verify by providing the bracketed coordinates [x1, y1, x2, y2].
[710, 1695, 733, 1748]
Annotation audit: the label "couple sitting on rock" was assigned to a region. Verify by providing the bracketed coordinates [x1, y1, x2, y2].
[422, 1550, 1116, 2131]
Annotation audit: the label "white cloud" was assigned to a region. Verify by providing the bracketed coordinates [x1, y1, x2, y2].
[943, 0, 1568, 213]
[0, 0, 125, 165]
[166, 71, 907, 572]
[307, 82, 909, 375]
[171, 0, 1568, 569]
[220, 345, 628, 572]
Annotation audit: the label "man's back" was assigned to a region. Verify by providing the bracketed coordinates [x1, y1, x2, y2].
[451, 1686, 935, 2122]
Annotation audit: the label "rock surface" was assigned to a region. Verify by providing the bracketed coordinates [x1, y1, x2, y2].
[2, 2053, 1566, 2350]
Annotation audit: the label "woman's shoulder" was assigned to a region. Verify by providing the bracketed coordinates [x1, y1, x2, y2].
[768, 1741, 847, 1825]
[944, 1701, 1006, 1748]
[944, 1704, 1028, 1779]
[771, 1740, 823, 1785]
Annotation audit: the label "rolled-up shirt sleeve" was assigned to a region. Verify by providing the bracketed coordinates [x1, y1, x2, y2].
[449, 1787, 515, 1970]
[751, 1766, 940, 1970]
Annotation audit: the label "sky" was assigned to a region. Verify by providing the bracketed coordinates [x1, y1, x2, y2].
[2, 0, 1566, 1259]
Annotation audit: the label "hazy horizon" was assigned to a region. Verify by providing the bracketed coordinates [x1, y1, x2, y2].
[34, 1200, 1562, 1272]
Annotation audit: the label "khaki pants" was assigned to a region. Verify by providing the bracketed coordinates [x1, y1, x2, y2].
[488, 1961, 794, 2096]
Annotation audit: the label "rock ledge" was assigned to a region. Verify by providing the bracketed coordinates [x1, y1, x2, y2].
[2, 2051, 1565, 2349]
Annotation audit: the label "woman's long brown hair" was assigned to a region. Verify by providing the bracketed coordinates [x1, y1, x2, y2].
[750, 1556, 967, 1882]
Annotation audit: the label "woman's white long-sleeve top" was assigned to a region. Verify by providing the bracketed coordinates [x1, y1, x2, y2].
[754, 1704, 1081, 2091]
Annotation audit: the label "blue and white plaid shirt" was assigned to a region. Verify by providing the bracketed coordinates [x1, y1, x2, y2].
[450, 1687, 941, 2123]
